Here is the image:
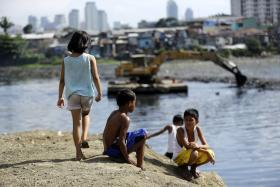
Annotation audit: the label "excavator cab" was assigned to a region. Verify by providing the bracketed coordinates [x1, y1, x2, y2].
[130, 54, 155, 67]
[115, 54, 158, 82]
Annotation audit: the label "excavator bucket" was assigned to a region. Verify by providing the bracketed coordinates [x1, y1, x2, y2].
[213, 55, 247, 87]
[232, 67, 247, 87]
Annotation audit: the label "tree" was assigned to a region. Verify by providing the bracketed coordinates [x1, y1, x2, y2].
[155, 17, 179, 27]
[23, 24, 33, 34]
[0, 35, 27, 65]
[0, 17, 14, 35]
[245, 38, 262, 55]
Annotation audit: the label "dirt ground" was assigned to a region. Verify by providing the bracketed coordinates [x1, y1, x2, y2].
[0, 131, 225, 187]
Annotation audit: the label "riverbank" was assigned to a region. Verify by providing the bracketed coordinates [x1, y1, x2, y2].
[1, 56, 280, 89]
[0, 131, 225, 187]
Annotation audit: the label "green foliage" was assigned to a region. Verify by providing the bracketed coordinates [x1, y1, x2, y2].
[245, 38, 262, 55]
[23, 24, 33, 34]
[231, 49, 251, 57]
[0, 35, 27, 65]
[0, 17, 14, 34]
[191, 45, 202, 51]
[155, 17, 179, 27]
[97, 59, 119, 64]
[219, 49, 231, 58]
[0, 34, 47, 66]
[264, 44, 278, 54]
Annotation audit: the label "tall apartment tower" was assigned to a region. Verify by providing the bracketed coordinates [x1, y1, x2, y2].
[231, 0, 242, 16]
[54, 14, 66, 30]
[231, 0, 280, 25]
[28, 15, 38, 32]
[69, 9, 79, 29]
[185, 8, 194, 21]
[167, 0, 178, 19]
[98, 10, 109, 32]
[85, 2, 98, 33]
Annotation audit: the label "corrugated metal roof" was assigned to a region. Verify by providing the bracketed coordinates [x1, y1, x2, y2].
[21, 33, 55, 40]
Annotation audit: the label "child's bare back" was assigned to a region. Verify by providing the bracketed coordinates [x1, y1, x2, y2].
[102, 89, 147, 169]
[103, 110, 129, 152]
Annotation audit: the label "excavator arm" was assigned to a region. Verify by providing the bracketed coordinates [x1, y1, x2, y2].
[115, 50, 247, 87]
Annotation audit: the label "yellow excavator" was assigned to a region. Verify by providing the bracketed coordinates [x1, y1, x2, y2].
[108, 50, 247, 94]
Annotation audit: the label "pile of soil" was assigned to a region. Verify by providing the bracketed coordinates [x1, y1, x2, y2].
[0, 131, 225, 187]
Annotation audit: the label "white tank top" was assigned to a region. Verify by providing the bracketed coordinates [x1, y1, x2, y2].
[172, 126, 199, 159]
[166, 125, 178, 153]
[64, 53, 95, 99]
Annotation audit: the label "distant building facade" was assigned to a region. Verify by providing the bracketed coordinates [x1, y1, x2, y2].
[185, 8, 194, 21]
[69, 9, 79, 29]
[40, 17, 49, 29]
[98, 10, 109, 32]
[231, 0, 242, 17]
[54, 14, 66, 30]
[85, 2, 98, 33]
[167, 0, 178, 19]
[28, 16, 38, 32]
[113, 21, 121, 30]
[231, 0, 280, 25]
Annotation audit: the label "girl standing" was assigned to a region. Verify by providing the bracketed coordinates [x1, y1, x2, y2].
[57, 31, 102, 160]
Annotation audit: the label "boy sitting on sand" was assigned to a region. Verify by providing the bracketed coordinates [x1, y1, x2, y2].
[103, 89, 147, 169]
[173, 108, 215, 180]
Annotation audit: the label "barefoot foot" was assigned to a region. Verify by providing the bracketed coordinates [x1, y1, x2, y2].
[190, 165, 200, 179]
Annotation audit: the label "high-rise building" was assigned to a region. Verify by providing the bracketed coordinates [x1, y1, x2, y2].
[167, 0, 178, 19]
[231, 0, 242, 17]
[113, 21, 121, 30]
[40, 17, 49, 29]
[28, 15, 38, 32]
[185, 8, 194, 21]
[98, 10, 109, 32]
[85, 2, 98, 33]
[69, 9, 79, 29]
[54, 14, 66, 30]
[231, 0, 280, 25]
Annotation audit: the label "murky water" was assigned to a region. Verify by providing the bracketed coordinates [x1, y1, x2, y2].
[0, 79, 280, 187]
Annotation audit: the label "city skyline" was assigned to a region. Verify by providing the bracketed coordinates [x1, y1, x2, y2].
[0, 0, 230, 27]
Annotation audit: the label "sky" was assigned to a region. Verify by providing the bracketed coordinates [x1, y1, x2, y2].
[0, 0, 230, 27]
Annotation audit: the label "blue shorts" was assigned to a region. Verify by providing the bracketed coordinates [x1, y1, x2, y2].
[104, 128, 147, 158]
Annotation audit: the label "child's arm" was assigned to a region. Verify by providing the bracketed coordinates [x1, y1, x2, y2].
[146, 125, 171, 139]
[118, 115, 136, 166]
[57, 61, 65, 108]
[90, 56, 102, 102]
[176, 127, 192, 149]
[196, 126, 210, 149]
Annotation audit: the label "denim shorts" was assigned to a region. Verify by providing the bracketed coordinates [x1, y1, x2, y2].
[67, 94, 93, 111]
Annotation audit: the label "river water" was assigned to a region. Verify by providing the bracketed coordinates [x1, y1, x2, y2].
[0, 79, 280, 187]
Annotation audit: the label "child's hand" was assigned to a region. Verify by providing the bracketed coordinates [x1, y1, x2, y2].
[127, 158, 137, 166]
[209, 154, 215, 165]
[57, 98, 64, 108]
[189, 142, 199, 149]
[95, 94, 102, 102]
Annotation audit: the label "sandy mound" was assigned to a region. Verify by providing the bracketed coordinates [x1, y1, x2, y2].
[0, 131, 226, 187]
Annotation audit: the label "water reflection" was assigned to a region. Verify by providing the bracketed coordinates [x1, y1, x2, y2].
[235, 87, 247, 98]
[0, 80, 280, 187]
[137, 95, 160, 107]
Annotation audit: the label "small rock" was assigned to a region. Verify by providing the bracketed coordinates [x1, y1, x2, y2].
[57, 131, 62, 136]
